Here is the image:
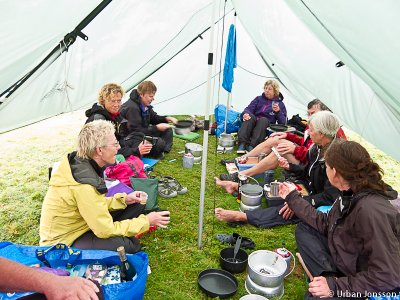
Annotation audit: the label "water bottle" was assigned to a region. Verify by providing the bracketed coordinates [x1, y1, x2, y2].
[264, 170, 275, 185]
[117, 246, 137, 281]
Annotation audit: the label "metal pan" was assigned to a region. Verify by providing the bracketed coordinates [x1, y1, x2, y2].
[269, 124, 289, 132]
[198, 268, 238, 298]
[175, 120, 193, 128]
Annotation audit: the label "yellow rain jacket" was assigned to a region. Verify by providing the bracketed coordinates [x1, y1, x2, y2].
[40, 154, 149, 246]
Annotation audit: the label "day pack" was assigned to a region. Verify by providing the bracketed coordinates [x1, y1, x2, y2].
[214, 104, 242, 137]
[105, 155, 147, 186]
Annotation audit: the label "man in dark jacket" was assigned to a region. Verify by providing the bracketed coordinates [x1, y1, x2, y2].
[120, 81, 177, 159]
[85, 83, 152, 158]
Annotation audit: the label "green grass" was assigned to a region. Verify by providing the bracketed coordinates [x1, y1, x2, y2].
[0, 111, 398, 299]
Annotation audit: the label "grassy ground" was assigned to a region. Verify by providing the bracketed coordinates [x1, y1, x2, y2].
[0, 111, 399, 299]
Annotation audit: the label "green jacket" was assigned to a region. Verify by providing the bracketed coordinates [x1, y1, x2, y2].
[39, 153, 149, 246]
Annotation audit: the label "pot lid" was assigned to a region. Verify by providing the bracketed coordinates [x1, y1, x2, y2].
[176, 120, 193, 128]
[241, 184, 263, 196]
[185, 143, 203, 151]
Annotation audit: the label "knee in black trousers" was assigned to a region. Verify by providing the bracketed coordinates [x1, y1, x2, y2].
[295, 222, 337, 277]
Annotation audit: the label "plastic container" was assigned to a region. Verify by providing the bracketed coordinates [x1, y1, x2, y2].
[264, 170, 275, 185]
[236, 163, 263, 179]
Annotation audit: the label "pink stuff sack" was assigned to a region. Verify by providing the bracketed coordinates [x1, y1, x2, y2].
[105, 155, 147, 186]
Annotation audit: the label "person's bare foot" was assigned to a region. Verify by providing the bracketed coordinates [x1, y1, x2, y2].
[215, 208, 247, 222]
[214, 177, 238, 194]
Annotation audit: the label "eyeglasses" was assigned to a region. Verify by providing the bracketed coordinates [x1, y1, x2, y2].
[102, 141, 120, 148]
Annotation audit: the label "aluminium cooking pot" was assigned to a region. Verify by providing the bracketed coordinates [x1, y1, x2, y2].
[240, 184, 263, 206]
[174, 120, 193, 135]
[219, 133, 235, 147]
[240, 201, 262, 212]
[185, 143, 203, 157]
[247, 250, 287, 288]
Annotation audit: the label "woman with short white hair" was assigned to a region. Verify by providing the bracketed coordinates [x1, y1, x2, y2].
[40, 120, 170, 253]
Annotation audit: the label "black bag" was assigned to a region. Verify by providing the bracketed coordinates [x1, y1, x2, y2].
[287, 114, 307, 132]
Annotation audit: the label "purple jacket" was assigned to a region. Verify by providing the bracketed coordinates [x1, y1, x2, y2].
[242, 92, 287, 124]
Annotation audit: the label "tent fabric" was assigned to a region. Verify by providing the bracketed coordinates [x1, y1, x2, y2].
[0, 0, 100, 94]
[0, 0, 399, 160]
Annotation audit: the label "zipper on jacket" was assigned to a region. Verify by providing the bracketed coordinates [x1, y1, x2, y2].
[308, 145, 320, 177]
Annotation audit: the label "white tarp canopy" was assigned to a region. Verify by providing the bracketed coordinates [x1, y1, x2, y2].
[1, 0, 399, 160]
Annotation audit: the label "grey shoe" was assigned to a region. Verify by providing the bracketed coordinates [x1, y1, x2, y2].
[164, 176, 188, 195]
[237, 144, 246, 154]
[246, 145, 254, 152]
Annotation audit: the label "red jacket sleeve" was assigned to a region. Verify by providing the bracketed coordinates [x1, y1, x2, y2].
[336, 127, 347, 140]
[285, 132, 304, 145]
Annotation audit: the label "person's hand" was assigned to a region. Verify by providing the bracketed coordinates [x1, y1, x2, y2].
[276, 141, 296, 155]
[125, 191, 142, 205]
[237, 155, 248, 164]
[308, 276, 333, 298]
[277, 157, 290, 170]
[270, 132, 287, 139]
[43, 276, 99, 300]
[272, 102, 280, 112]
[166, 117, 178, 124]
[278, 181, 297, 199]
[278, 202, 295, 220]
[155, 123, 171, 131]
[138, 141, 152, 155]
[147, 211, 170, 228]
[242, 113, 251, 121]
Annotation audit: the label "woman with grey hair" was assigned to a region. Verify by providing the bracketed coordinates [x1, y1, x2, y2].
[40, 120, 170, 253]
[236, 80, 287, 153]
[215, 111, 342, 228]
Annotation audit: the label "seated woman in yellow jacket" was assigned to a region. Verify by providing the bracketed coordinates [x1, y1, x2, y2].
[39, 120, 170, 253]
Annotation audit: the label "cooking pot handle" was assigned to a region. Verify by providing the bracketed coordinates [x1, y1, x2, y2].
[245, 176, 259, 185]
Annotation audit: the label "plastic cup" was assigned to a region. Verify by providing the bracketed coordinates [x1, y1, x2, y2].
[139, 192, 148, 205]
[158, 210, 170, 229]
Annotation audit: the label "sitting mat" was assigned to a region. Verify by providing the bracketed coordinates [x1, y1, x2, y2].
[173, 130, 200, 141]
[142, 158, 158, 171]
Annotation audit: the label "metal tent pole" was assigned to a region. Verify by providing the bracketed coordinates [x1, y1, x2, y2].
[197, 0, 217, 249]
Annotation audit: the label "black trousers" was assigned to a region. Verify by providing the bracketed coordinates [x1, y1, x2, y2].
[237, 114, 269, 147]
[71, 203, 145, 254]
[246, 204, 300, 228]
[119, 131, 144, 158]
[150, 127, 173, 157]
[296, 223, 369, 300]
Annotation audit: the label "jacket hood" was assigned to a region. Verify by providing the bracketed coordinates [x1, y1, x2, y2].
[49, 152, 107, 194]
[129, 89, 141, 104]
[85, 103, 108, 118]
[49, 155, 80, 188]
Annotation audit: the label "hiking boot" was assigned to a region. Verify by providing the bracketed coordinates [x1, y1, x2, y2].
[237, 144, 246, 154]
